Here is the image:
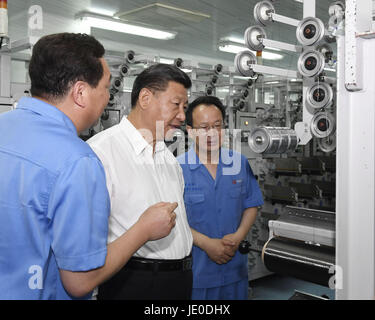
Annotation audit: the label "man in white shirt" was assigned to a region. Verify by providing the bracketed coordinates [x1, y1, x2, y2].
[88, 64, 193, 300]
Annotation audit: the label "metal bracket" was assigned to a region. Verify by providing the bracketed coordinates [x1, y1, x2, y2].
[0, 53, 11, 98]
[262, 38, 302, 53]
[248, 64, 299, 79]
[294, 121, 312, 145]
[271, 13, 300, 27]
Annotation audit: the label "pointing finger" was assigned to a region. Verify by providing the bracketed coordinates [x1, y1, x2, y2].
[167, 202, 178, 212]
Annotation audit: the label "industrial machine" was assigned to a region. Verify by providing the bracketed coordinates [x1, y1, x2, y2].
[230, 0, 338, 288]
[231, 0, 375, 301]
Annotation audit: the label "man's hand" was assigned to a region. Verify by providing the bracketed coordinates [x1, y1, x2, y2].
[138, 202, 177, 241]
[203, 238, 236, 265]
[222, 233, 241, 257]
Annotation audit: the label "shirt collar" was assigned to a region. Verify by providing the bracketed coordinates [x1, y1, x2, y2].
[186, 146, 236, 170]
[186, 147, 202, 170]
[119, 116, 165, 156]
[16, 97, 77, 135]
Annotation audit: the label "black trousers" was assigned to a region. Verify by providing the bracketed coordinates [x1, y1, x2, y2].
[98, 263, 193, 300]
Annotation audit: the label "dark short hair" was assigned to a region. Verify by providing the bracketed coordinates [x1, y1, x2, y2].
[131, 63, 192, 108]
[186, 96, 226, 127]
[29, 33, 105, 100]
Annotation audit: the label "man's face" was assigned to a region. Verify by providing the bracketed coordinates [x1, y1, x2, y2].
[86, 58, 111, 127]
[148, 81, 188, 141]
[188, 104, 224, 154]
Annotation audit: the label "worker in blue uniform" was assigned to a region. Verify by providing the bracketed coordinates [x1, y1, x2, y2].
[0, 33, 177, 300]
[177, 96, 264, 300]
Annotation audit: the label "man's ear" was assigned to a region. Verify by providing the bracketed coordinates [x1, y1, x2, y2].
[137, 88, 153, 111]
[71, 81, 88, 109]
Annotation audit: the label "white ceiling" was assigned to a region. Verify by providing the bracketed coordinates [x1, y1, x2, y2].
[8, 0, 335, 70]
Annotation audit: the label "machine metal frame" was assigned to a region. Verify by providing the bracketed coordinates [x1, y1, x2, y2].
[335, 0, 375, 300]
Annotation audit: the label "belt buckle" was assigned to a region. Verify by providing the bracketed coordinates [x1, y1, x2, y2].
[183, 257, 192, 271]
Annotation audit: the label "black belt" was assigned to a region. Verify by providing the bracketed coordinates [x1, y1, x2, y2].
[126, 254, 192, 272]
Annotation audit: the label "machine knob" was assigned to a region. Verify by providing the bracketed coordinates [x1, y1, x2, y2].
[303, 24, 316, 39]
[304, 56, 317, 71]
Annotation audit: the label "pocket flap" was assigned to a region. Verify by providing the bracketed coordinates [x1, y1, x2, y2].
[229, 185, 242, 198]
[185, 193, 205, 204]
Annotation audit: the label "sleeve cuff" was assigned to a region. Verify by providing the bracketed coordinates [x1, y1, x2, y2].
[56, 247, 107, 272]
[243, 199, 264, 209]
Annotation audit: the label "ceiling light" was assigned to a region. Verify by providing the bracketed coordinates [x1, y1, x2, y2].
[114, 3, 210, 23]
[89, 8, 117, 17]
[76, 12, 177, 40]
[157, 57, 191, 73]
[218, 42, 283, 60]
[226, 37, 246, 44]
[218, 43, 249, 54]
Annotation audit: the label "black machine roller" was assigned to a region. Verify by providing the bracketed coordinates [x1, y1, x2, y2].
[262, 237, 335, 287]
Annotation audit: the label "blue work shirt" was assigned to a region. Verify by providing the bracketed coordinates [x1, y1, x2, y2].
[0, 97, 110, 299]
[177, 148, 264, 289]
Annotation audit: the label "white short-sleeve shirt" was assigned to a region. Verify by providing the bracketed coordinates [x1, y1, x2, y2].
[87, 117, 193, 259]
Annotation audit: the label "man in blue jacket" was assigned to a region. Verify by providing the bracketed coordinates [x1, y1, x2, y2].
[177, 96, 264, 300]
[0, 33, 176, 299]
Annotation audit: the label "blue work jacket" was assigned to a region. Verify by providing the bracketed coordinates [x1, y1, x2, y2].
[177, 148, 264, 288]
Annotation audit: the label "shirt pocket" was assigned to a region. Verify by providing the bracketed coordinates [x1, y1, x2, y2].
[184, 193, 205, 225]
[229, 185, 242, 198]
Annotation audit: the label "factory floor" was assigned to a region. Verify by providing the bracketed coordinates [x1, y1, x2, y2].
[248, 274, 335, 300]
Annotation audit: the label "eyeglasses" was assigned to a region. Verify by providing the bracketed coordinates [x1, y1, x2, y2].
[192, 123, 224, 132]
